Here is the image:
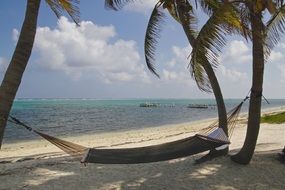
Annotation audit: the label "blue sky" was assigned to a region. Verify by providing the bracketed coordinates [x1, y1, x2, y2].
[0, 0, 285, 99]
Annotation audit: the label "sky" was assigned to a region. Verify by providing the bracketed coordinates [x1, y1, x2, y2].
[0, 0, 285, 99]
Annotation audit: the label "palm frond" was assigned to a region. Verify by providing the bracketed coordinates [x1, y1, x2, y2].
[220, 3, 251, 40]
[234, 3, 252, 41]
[104, 0, 134, 10]
[265, 4, 285, 59]
[190, 50, 212, 92]
[144, 3, 165, 78]
[274, 0, 285, 8]
[190, 3, 236, 92]
[163, 0, 181, 23]
[172, 0, 198, 44]
[45, 0, 80, 25]
[195, 0, 219, 16]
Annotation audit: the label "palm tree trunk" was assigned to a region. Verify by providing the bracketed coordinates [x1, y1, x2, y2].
[176, 2, 228, 160]
[202, 62, 228, 136]
[0, 0, 41, 149]
[231, 8, 264, 165]
[176, 2, 228, 136]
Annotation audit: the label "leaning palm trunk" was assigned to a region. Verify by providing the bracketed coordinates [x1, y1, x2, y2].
[181, 27, 228, 156]
[202, 61, 228, 137]
[0, 0, 41, 148]
[231, 9, 265, 165]
[176, 2, 228, 137]
[175, 2, 228, 159]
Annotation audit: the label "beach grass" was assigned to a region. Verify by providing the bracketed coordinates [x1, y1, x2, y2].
[261, 112, 285, 124]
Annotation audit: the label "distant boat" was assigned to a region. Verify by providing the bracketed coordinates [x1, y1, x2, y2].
[187, 104, 208, 109]
[140, 102, 159, 107]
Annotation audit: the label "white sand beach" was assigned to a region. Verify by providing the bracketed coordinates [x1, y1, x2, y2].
[0, 107, 285, 190]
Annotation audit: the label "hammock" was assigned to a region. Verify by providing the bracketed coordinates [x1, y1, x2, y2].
[8, 98, 247, 164]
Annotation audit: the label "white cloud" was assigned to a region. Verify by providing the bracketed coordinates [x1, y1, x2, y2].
[269, 50, 283, 62]
[167, 45, 191, 68]
[228, 40, 249, 55]
[124, 0, 157, 14]
[12, 28, 19, 42]
[0, 57, 8, 81]
[162, 69, 177, 80]
[0, 57, 8, 72]
[220, 40, 251, 65]
[268, 45, 285, 82]
[278, 64, 285, 82]
[172, 45, 191, 60]
[164, 42, 251, 97]
[166, 43, 249, 85]
[277, 42, 285, 49]
[157, 45, 194, 86]
[161, 69, 193, 86]
[218, 65, 248, 82]
[33, 17, 150, 83]
[215, 40, 250, 90]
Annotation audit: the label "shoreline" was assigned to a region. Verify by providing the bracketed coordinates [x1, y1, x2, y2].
[3, 105, 285, 145]
[1, 106, 285, 189]
[1, 106, 285, 160]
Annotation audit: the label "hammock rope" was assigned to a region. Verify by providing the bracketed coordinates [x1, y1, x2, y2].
[8, 97, 249, 164]
[8, 116, 88, 159]
[198, 96, 249, 138]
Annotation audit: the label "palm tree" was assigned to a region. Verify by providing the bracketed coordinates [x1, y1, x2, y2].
[0, 0, 80, 148]
[190, 0, 285, 164]
[106, 0, 229, 156]
[231, 0, 285, 164]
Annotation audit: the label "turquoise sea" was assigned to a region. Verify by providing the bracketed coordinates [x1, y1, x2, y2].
[4, 98, 285, 143]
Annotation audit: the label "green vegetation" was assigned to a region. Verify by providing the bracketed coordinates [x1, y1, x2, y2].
[261, 112, 285, 124]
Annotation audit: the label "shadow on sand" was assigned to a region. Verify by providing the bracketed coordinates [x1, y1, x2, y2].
[0, 147, 284, 190]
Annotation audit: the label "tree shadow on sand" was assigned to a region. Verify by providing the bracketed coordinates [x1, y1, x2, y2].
[1, 147, 285, 190]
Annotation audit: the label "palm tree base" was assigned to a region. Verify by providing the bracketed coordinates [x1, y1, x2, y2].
[230, 152, 251, 165]
[194, 148, 228, 165]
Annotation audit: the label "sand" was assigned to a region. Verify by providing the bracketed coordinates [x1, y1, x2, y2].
[0, 107, 285, 190]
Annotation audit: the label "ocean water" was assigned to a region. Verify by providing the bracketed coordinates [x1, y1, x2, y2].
[4, 98, 285, 143]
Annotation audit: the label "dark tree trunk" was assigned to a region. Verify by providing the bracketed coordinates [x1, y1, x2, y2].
[231, 7, 265, 165]
[201, 61, 228, 157]
[0, 0, 41, 148]
[202, 63, 228, 137]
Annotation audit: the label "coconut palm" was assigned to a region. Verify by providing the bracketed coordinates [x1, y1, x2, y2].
[190, 0, 285, 164]
[231, 0, 285, 164]
[106, 0, 229, 157]
[0, 0, 80, 148]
